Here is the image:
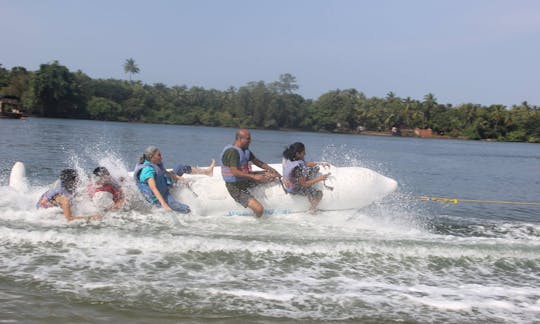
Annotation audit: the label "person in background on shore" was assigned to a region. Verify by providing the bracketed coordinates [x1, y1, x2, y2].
[282, 142, 330, 213]
[87, 166, 125, 212]
[221, 129, 280, 217]
[133, 146, 191, 213]
[36, 169, 102, 221]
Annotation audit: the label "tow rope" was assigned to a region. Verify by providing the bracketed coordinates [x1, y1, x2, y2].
[417, 196, 540, 206]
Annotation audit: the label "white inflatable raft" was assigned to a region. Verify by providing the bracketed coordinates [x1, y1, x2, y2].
[9, 162, 398, 216]
[174, 163, 397, 216]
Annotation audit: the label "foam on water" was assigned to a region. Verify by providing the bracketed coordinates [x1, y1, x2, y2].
[1, 202, 539, 322]
[1, 155, 540, 323]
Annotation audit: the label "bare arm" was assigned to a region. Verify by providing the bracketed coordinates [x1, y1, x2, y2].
[306, 161, 330, 168]
[111, 193, 125, 211]
[296, 169, 329, 188]
[251, 157, 280, 179]
[227, 165, 268, 182]
[165, 170, 190, 186]
[147, 177, 172, 211]
[111, 180, 126, 210]
[55, 195, 102, 222]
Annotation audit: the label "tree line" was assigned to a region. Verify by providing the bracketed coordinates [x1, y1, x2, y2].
[1, 61, 538, 143]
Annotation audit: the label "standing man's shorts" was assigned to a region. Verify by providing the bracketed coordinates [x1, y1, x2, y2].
[225, 181, 257, 207]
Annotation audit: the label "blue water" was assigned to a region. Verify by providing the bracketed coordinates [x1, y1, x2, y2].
[1, 118, 539, 323]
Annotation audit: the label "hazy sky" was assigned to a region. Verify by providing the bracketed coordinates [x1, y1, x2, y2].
[2, 0, 539, 106]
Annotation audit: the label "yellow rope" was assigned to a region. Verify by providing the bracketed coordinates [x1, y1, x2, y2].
[418, 196, 540, 206]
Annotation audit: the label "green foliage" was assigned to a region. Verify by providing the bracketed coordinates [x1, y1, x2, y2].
[505, 130, 527, 142]
[31, 61, 87, 117]
[91, 79, 133, 103]
[1, 67, 30, 98]
[312, 89, 363, 131]
[1, 60, 539, 143]
[269, 73, 299, 94]
[87, 96, 122, 120]
[0, 64, 9, 88]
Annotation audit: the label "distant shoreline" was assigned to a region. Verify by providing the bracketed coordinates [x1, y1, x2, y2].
[10, 116, 528, 143]
[357, 130, 469, 140]
[279, 127, 471, 141]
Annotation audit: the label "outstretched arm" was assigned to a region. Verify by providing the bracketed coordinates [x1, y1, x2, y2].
[306, 161, 330, 168]
[55, 195, 102, 222]
[252, 157, 280, 179]
[165, 170, 191, 186]
[111, 193, 125, 211]
[227, 165, 269, 182]
[296, 169, 329, 188]
[147, 177, 172, 211]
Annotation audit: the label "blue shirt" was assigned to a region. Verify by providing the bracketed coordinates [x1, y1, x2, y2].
[139, 161, 156, 183]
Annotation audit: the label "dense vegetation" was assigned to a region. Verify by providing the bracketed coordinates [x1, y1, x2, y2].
[1, 61, 539, 142]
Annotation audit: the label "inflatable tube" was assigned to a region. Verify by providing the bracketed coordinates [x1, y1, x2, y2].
[9, 161, 29, 192]
[10, 162, 398, 216]
[174, 164, 398, 216]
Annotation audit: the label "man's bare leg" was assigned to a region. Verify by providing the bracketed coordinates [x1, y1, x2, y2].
[247, 197, 264, 217]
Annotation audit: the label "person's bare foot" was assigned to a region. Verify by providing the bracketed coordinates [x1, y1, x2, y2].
[205, 159, 215, 176]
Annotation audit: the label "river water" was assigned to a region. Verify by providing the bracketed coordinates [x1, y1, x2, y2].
[1, 118, 539, 323]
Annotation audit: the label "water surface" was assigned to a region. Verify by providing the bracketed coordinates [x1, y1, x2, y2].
[1, 118, 539, 323]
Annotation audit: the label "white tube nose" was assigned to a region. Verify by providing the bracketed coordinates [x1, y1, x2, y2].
[9, 161, 29, 193]
[385, 177, 398, 193]
[370, 173, 398, 199]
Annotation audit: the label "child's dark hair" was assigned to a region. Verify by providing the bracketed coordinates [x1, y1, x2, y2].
[283, 142, 305, 161]
[60, 169, 78, 193]
[93, 166, 110, 177]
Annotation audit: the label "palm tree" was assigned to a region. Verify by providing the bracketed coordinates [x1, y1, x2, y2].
[422, 93, 437, 128]
[385, 91, 397, 102]
[123, 58, 140, 81]
[489, 105, 508, 138]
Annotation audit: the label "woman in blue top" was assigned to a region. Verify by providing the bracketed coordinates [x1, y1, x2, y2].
[133, 146, 191, 213]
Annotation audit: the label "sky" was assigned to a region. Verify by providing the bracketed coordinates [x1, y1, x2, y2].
[1, 0, 539, 106]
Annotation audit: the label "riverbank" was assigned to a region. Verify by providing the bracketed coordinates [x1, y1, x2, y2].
[10, 116, 534, 143]
[341, 129, 469, 140]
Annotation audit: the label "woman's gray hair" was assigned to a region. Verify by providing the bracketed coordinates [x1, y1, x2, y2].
[139, 146, 160, 163]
